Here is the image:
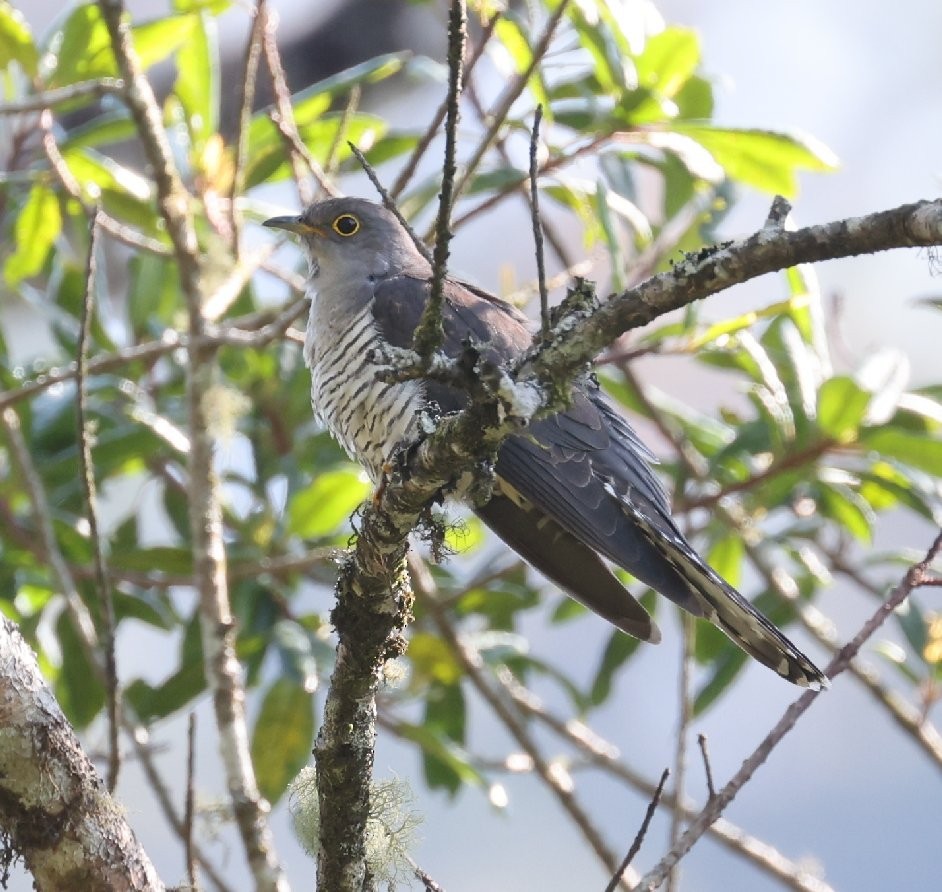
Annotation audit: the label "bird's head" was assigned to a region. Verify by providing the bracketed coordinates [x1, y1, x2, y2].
[264, 197, 430, 288]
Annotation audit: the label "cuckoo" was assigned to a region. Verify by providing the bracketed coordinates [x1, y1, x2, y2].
[265, 197, 826, 689]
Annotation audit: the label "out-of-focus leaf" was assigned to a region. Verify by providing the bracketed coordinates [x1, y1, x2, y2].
[109, 546, 194, 575]
[174, 10, 218, 145]
[287, 467, 370, 538]
[693, 645, 748, 716]
[0, 1, 38, 74]
[634, 26, 700, 99]
[895, 600, 928, 656]
[589, 628, 642, 706]
[707, 535, 744, 589]
[674, 125, 838, 197]
[48, 6, 197, 87]
[409, 632, 463, 686]
[816, 376, 871, 442]
[54, 610, 105, 729]
[494, 16, 549, 112]
[125, 617, 205, 722]
[60, 113, 137, 151]
[4, 183, 61, 286]
[395, 720, 484, 796]
[251, 678, 314, 805]
[861, 428, 942, 477]
[815, 481, 874, 543]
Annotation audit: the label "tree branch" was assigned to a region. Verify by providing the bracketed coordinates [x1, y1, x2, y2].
[633, 528, 942, 890]
[96, 2, 287, 887]
[0, 618, 164, 890]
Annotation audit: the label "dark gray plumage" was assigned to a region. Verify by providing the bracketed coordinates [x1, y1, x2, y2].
[265, 197, 827, 690]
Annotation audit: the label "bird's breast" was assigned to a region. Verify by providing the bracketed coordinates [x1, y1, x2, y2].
[305, 302, 424, 480]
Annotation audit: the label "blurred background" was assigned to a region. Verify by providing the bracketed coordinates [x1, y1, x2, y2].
[6, 1, 942, 890]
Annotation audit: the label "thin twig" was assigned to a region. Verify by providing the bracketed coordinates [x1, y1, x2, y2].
[604, 769, 670, 892]
[230, 0, 268, 253]
[185, 712, 198, 890]
[76, 209, 121, 793]
[528, 104, 550, 340]
[633, 529, 942, 890]
[697, 735, 717, 800]
[406, 855, 447, 892]
[97, 0, 287, 886]
[498, 670, 832, 892]
[464, 78, 574, 269]
[261, 8, 336, 201]
[409, 555, 635, 890]
[127, 723, 233, 892]
[390, 10, 501, 199]
[413, 0, 467, 361]
[324, 85, 360, 181]
[667, 616, 693, 892]
[0, 78, 125, 114]
[349, 142, 433, 263]
[448, 0, 572, 210]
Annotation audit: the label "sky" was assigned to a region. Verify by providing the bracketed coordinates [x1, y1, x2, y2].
[6, 1, 942, 890]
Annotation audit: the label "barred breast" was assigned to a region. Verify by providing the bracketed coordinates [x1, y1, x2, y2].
[304, 300, 425, 481]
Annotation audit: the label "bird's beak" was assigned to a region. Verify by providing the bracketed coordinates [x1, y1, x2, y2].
[263, 215, 324, 236]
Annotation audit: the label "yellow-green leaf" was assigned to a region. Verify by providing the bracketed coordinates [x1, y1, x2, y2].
[4, 184, 61, 286]
[674, 125, 839, 197]
[0, 1, 38, 75]
[251, 679, 314, 805]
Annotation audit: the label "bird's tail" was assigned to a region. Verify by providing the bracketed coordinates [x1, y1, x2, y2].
[627, 499, 828, 690]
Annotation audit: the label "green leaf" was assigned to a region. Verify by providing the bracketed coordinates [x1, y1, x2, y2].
[674, 125, 839, 197]
[174, 10, 219, 144]
[861, 427, 942, 476]
[0, 1, 38, 75]
[816, 376, 871, 442]
[634, 27, 700, 99]
[589, 629, 642, 706]
[251, 678, 314, 805]
[4, 183, 61, 286]
[693, 646, 748, 715]
[815, 481, 874, 543]
[287, 467, 370, 538]
[54, 610, 105, 729]
[395, 720, 484, 796]
[46, 4, 113, 87]
[48, 5, 198, 87]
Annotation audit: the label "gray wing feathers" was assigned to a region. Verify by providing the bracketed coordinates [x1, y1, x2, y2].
[369, 272, 826, 689]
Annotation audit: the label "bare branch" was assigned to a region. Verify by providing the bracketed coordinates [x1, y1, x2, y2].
[410, 556, 636, 889]
[390, 10, 501, 199]
[499, 671, 831, 892]
[633, 529, 942, 890]
[412, 0, 467, 361]
[528, 104, 550, 340]
[0, 78, 125, 113]
[185, 713, 198, 890]
[696, 734, 717, 801]
[604, 769, 670, 892]
[97, 1, 287, 886]
[261, 7, 337, 201]
[76, 209, 121, 793]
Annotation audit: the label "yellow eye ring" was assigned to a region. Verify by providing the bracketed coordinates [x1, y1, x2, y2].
[332, 214, 360, 237]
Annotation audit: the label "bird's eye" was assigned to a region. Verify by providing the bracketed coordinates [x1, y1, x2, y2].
[332, 214, 360, 237]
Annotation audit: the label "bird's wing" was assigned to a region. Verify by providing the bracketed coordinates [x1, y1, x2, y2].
[371, 274, 663, 640]
[371, 274, 826, 686]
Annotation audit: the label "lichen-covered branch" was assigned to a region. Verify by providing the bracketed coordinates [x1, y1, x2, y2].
[0, 618, 164, 891]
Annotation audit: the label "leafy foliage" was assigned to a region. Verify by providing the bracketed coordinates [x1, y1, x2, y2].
[0, 0, 939, 887]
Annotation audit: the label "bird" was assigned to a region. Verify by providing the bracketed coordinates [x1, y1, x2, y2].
[264, 197, 827, 690]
